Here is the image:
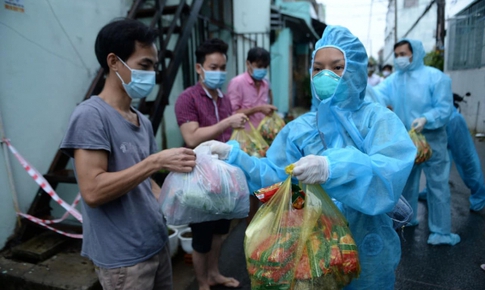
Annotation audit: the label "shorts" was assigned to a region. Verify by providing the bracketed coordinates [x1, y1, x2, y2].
[95, 244, 172, 290]
[190, 219, 231, 253]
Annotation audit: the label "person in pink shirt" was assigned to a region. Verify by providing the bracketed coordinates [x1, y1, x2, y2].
[227, 47, 277, 224]
[227, 47, 277, 130]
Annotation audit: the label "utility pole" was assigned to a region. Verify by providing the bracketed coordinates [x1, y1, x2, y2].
[436, 0, 445, 50]
[394, 0, 398, 43]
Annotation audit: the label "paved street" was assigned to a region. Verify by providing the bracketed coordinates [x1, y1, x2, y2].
[182, 137, 485, 290]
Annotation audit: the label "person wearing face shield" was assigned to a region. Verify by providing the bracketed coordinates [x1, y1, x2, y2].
[60, 19, 197, 289]
[374, 39, 459, 246]
[174, 38, 246, 290]
[199, 26, 416, 289]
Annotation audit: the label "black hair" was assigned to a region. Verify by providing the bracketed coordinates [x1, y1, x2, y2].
[393, 40, 413, 53]
[382, 64, 393, 70]
[247, 47, 270, 67]
[95, 18, 158, 71]
[195, 38, 228, 65]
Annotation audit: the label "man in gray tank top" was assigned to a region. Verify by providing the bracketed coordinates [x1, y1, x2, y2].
[60, 19, 196, 290]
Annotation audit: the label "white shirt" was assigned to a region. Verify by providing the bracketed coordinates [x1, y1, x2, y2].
[367, 73, 383, 87]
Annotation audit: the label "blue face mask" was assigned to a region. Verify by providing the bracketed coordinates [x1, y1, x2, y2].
[394, 56, 411, 71]
[311, 69, 341, 101]
[201, 67, 226, 89]
[251, 66, 267, 81]
[116, 57, 156, 99]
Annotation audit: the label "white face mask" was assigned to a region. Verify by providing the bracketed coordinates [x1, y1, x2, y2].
[394, 56, 411, 71]
[382, 70, 391, 77]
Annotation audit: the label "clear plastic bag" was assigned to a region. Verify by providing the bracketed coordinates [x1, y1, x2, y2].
[387, 195, 413, 230]
[159, 146, 250, 225]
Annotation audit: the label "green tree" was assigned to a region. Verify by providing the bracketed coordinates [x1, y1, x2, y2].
[424, 50, 444, 71]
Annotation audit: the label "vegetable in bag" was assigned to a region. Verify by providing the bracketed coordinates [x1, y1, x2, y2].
[245, 165, 360, 290]
[230, 122, 269, 158]
[159, 145, 249, 225]
[409, 128, 432, 164]
[257, 112, 286, 145]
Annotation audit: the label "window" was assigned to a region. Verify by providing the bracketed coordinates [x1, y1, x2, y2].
[447, 0, 485, 70]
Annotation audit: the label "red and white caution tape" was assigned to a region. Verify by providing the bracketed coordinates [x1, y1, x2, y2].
[21, 193, 82, 225]
[17, 213, 83, 239]
[2, 138, 83, 239]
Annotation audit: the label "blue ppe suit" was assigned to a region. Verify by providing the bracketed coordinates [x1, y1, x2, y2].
[373, 39, 457, 244]
[420, 107, 485, 211]
[226, 26, 416, 290]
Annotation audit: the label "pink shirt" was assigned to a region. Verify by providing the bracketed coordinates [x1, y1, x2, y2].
[227, 72, 270, 129]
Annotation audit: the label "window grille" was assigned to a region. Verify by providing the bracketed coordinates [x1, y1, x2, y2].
[447, 0, 485, 70]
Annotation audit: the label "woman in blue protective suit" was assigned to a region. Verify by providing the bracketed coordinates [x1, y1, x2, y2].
[200, 26, 416, 289]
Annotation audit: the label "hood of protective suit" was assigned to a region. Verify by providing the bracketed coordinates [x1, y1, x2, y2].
[396, 38, 425, 72]
[311, 25, 368, 111]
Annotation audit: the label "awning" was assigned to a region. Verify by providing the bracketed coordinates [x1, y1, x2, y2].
[274, 1, 326, 43]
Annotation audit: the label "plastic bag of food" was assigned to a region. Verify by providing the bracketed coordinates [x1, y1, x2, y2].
[409, 129, 432, 164]
[160, 145, 249, 225]
[257, 112, 286, 145]
[230, 122, 269, 158]
[245, 165, 360, 290]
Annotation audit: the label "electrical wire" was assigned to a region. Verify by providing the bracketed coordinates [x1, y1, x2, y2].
[45, 0, 90, 73]
[0, 21, 86, 69]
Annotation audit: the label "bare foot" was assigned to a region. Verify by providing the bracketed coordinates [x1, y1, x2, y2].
[208, 274, 240, 288]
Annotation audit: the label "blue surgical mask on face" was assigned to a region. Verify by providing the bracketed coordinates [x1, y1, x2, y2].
[394, 56, 411, 71]
[251, 66, 267, 80]
[201, 67, 226, 89]
[311, 69, 341, 101]
[116, 57, 156, 99]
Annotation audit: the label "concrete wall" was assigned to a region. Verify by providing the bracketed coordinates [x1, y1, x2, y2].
[446, 69, 485, 133]
[0, 0, 131, 248]
[445, 0, 485, 133]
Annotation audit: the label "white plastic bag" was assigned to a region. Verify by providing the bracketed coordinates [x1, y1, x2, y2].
[160, 145, 250, 225]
